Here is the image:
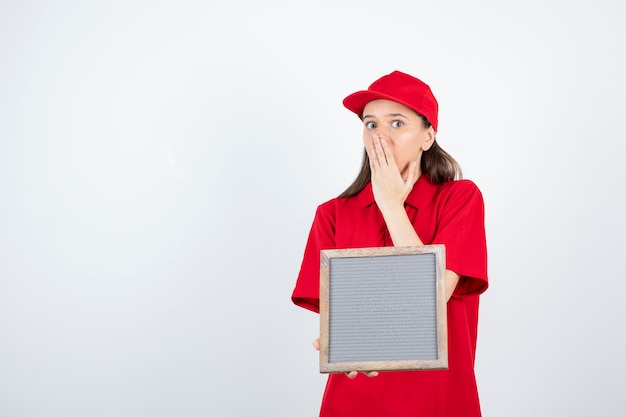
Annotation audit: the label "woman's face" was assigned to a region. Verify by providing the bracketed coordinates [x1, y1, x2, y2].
[362, 99, 435, 177]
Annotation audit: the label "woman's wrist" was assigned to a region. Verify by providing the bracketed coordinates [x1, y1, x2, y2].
[379, 204, 424, 247]
[378, 201, 406, 220]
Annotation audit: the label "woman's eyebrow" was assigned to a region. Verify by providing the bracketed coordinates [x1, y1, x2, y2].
[387, 113, 409, 119]
[362, 113, 409, 120]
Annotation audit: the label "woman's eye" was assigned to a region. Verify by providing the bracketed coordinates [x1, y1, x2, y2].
[391, 120, 403, 128]
[365, 122, 376, 129]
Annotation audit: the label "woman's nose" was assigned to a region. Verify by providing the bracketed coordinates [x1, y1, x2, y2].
[373, 126, 391, 140]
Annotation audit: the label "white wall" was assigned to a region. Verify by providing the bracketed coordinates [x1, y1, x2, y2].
[1, 1, 625, 416]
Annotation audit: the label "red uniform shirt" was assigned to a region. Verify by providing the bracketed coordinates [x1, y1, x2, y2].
[292, 174, 488, 417]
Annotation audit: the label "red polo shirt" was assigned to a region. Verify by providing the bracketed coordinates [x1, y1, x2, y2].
[292, 174, 488, 417]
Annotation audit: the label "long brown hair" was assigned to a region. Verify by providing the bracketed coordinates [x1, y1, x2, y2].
[338, 116, 462, 198]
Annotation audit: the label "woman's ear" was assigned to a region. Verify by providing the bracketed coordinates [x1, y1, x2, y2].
[421, 126, 436, 151]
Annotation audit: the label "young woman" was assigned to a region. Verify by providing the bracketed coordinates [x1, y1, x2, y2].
[292, 71, 488, 416]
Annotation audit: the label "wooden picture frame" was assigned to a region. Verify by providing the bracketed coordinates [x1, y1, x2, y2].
[319, 245, 448, 374]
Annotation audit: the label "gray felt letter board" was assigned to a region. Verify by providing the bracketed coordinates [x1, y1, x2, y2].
[319, 245, 448, 373]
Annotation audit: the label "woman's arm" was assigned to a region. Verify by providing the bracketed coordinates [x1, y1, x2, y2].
[365, 134, 460, 301]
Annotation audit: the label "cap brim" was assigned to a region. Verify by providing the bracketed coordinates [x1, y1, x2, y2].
[343, 90, 423, 120]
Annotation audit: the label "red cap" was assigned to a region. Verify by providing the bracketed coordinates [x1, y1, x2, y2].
[343, 71, 439, 131]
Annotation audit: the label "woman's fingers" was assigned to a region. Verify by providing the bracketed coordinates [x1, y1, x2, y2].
[346, 371, 380, 379]
[365, 135, 380, 173]
[366, 134, 391, 167]
[367, 135, 414, 199]
[368, 135, 394, 170]
[378, 137, 396, 168]
[312, 338, 320, 351]
[373, 135, 389, 166]
[369, 136, 402, 178]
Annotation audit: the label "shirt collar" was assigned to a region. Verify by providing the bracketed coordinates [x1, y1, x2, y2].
[357, 174, 439, 209]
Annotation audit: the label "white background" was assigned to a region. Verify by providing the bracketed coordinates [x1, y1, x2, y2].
[1, 1, 625, 416]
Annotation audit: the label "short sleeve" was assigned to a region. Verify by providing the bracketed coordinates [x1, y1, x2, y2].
[432, 180, 488, 296]
[291, 202, 336, 313]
